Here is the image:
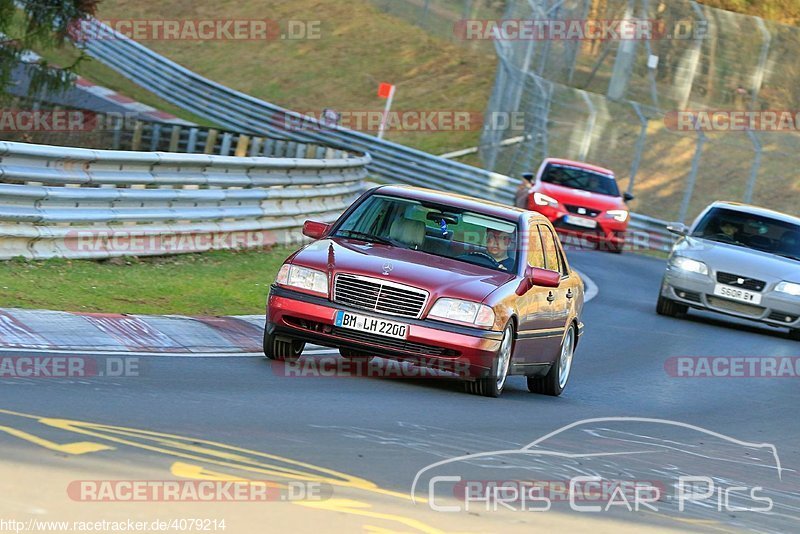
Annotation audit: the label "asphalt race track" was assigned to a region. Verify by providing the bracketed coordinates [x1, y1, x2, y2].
[1, 250, 798, 533]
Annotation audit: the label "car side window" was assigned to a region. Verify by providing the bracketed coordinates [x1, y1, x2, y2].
[527, 223, 546, 269]
[540, 225, 563, 274]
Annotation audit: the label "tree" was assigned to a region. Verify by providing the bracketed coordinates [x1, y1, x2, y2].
[0, 0, 99, 101]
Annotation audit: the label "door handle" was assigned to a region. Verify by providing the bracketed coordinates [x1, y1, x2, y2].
[546, 292, 555, 303]
[566, 289, 574, 299]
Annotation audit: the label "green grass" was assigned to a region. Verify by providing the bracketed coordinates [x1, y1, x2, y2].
[0, 247, 294, 315]
[89, 0, 496, 156]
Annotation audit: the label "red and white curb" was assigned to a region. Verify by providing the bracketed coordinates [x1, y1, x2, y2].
[74, 78, 193, 125]
[0, 309, 264, 354]
[0, 274, 596, 356]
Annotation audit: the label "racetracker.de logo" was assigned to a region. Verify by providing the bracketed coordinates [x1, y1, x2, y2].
[68, 18, 321, 41]
[665, 356, 800, 378]
[271, 356, 471, 379]
[0, 110, 94, 132]
[0, 356, 139, 378]
[279, 110, 525, 133]
[454, 19, 707, 41]
[67, 480, 331, 502]
[66, 230, 277, 255]
[665, 110, 800, 132]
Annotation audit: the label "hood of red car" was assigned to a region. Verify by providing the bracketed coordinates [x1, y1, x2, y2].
[538, 182, 626, 211]
[289, 238, 514, 302]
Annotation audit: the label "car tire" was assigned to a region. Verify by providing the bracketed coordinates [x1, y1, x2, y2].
[656, 294, 688, 317]
[465, 322, 514, 398]
[263, 328, 305, 361]
[528, 323, 576, 397]
[339, 348, 374, 362]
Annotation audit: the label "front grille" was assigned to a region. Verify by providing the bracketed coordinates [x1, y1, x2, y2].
[716, 272, 766, 292]
[565, 204, 601, 218]
[707, 296, 765, 317]
[333, 328, 459, 357]
[333, 274, 428, 319]
[768, 311, 799, 323]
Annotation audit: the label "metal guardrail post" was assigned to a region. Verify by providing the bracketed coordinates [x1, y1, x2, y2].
[678, 129, 707, 223]
[150, 123, 162, 151]
[204, 129, 218, 155]
[627, 102, 648, 196]
[751, 17, 772, 109]
[187, 127, 198, 153]
[235, 135, 250, 157]
[744, 130, 762, 204]
[131, 121, 144, 151]
[578, 91, 596, 161]
[220, 133, 233, 156]
[169, 126, 181, 152]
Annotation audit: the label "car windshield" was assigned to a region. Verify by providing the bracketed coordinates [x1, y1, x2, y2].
[541, 163, 620, 197]
[333, 194, 519, 273]
[692, 207, 800, 261]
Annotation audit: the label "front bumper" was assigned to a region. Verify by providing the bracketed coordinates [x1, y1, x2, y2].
[267, 285, 504, 377]
[531, 205, 628, 249]
[661, 267, 800, 329]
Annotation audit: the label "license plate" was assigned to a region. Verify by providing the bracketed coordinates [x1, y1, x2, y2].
[334, 311, 408, 339]
[564, 215, 597, 229]
[713, 284, 762, 305]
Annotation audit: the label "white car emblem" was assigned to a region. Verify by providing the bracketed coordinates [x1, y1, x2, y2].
[382, 262, 393, 275]
[737, 278, 745, 285]
[578, 207, 587, 215]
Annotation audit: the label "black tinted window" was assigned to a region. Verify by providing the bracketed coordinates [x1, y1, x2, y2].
[693, 207, 800, 261]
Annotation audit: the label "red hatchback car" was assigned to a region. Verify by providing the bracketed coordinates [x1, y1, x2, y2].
[516, 158, 634, 252]
[265, 185, 585, 398]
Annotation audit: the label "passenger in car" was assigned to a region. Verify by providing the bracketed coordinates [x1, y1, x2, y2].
[486, 228, 516, 272]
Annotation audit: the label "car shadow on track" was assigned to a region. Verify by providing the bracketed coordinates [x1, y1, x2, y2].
[273, 354, 563, 400]
[667, 310, 797, 342]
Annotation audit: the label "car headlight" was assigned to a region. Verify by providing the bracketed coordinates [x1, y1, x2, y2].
[428, 298, 496, 328]
[607, 209, 629, 222]
[275, 264, 329, 296]
[775, 281, 800, 296]
[670, 256, 708, 275]
[533, 192, 559, 207]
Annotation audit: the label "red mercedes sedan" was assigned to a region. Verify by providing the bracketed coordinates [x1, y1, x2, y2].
[265, 185, 585, 397]
[516, 158, 634, 253]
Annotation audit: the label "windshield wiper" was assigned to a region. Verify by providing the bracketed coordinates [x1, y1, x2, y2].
[334, 230, 393, 245]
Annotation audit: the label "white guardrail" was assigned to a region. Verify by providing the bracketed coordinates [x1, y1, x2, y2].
[0, 141, 369, 259]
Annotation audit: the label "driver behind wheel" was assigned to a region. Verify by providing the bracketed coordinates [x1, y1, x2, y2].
[486, 227, 516, 272]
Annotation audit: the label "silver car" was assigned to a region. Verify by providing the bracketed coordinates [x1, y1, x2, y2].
[657, 201, 800, 340]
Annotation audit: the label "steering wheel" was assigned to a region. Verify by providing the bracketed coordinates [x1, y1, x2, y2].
[458, 251, 500, 268]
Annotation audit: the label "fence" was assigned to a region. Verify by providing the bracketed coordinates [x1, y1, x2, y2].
[0, 140, 369, 259]
[479, 0, 800, 224]
[366, 0, 800, 223]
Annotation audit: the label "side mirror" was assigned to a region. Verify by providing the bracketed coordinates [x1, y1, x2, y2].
[623, 192, 635, 202]
[521, 172, 535, 184]
[666, 223, 689, 237]
[516, 266, 561, 295]
[302, 220, 331, 240]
